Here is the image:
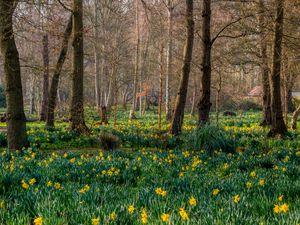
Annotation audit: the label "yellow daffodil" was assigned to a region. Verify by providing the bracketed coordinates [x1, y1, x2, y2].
[161, 213, 170, 222]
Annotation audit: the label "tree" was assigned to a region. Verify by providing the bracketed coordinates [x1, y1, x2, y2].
[259, 0, 271, 126]
[268, 0, 287, 137]
[170, 0, 194, 135]
[0, 0, 27, 149]
[197, 0, 212, 125]
[46, 15, 73, 128]
[70, 0, 89, 133]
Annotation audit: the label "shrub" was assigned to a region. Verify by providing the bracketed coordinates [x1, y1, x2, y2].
[98, 132, 120, 150]
[0, 132, 7, 147]
[238, 100, 261, 111]
[189, 125, 236, 155]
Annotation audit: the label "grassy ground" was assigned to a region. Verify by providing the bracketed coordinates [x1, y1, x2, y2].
[0, 111, 299, 224]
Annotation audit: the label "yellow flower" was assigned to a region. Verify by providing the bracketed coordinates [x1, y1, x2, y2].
[141, 209, 148, 224]
[47, 181, 53, 187]
[79, 184, 91, 193]
[246, 182, 253, 189]
[91, 218, 100, 225]
[0, 201, 4, 209]
[161, 213, 170, 222]
[278, 195, 283, 202]
[69, 158, 75, 163]
[109, 212, 117, 221]
[189, 196, 197, 207]
[128, 205, 135, 214]
[233, 195, 240, 203]
[212, 189, 220, 196]
[21, 180, 29, 190]
[273, 204, 281, 213]
[54, 182, 61, 190]
[250, 171, 256, 177]
[155, 187, 167, 197]
[29, 178, 36, 185]
[179, 208, 189, 221]
[280, 203, 289, 213]
[258, 179, 265, 186]
[33, 216, 43, 225]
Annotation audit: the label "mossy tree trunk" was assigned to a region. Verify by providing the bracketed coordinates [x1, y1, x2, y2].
[0, 0, 27, 150]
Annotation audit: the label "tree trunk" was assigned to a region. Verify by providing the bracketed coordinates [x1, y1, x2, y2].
[29, 75, 36, 115]
[0, 0, 28, 150]
[268, 0, 287, 137]
[40, 33, 49, 121]
[291, 105, 300, 130]
[46, 15, 72, 128]
[170, 0, 194, 135]
[259, 0, 271, 126]
[165, 0, 173, 120]
[158, 44, 164, 130]
[70, 0, 89, 133]
[130, 0, 140, 119]
[197, 0, 212, 126]
[94, 0, 101, 110]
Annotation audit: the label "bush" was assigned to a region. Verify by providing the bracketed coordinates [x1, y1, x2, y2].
[98, 132, 120, 150]
[0, 132, 7, 147]
[189, 125, 236, 155]
[238, 100, 261, 111]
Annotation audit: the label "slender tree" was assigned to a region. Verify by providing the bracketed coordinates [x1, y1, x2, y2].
[70, 0, 89, 133]
[197, 0, 212, 125]
[46, 16, 73, 128]
[268, 0, 287, 137]
[0, 0, 27, 149]
[259, 0, 271, 126]
[170, 0, 194, 135]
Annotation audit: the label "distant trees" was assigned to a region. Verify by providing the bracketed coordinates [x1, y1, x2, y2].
[0, 0, 27, 149]
[170, 0, 194, 135]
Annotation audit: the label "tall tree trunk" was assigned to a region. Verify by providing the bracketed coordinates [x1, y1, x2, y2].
[46, 16, 72, 128]
[165, 0, 173, 120]
[40, 33, 49, 121]
[70, 0, 89, 133]
[268, 0, 287, 137]
[158, 44, 164, 130]
[197, 0, 212, 126]
[130, 0, 140, 119]
[29, 75, 36, 115]
[94, 0, 101, 110]
[259, 0, 272, 126]
[170, 0, 194, 135]
[0, 0, 27, 150]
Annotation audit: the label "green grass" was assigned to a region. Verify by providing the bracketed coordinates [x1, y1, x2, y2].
[0, 110, 299, 224]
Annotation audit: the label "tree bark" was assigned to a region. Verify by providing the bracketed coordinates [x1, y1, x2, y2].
[197, 0, 212, 126]
[70, 0, 89, 133]
[0, 0, 28, 150]
[130, 0, 140, 119]
[268, 0, 287, 137]
[158, 44, 164, 130]
[40, 33, 49, 121]
[165, 0, 173, 120]
[94, 0, 101, 110]
[291, 105, 300, 130]
[46, 15, 72, 128]
[170, 0, 194, 135]
[259, 0, 271, 126]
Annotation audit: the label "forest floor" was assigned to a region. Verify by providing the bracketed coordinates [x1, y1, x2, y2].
[0, 111, 299, 224]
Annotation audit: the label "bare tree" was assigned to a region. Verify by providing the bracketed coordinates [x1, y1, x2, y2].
[0, 0, 27, 149]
